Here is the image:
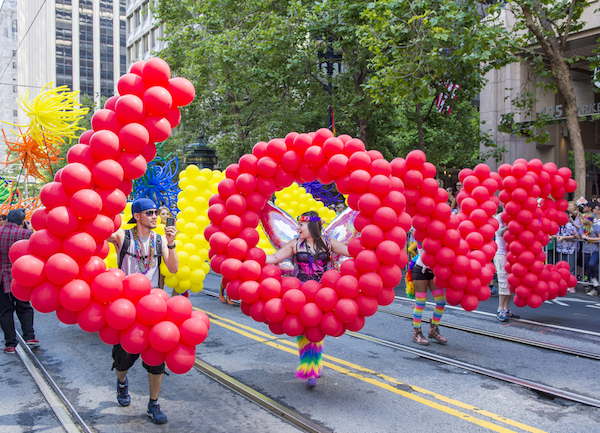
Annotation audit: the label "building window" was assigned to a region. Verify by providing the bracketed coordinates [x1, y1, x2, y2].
[13, 110, 18, 117]
[13, 86, 17, 93]
[12, 19, 17, 41]
[135, 40, 140, 59]
[12, 50, 16, 56]
[128, 45, 133, 62]
[142, 2, 148, 20]
[12, 62, 16, 69]
[134, 8, 140, 27]
[143, 33, 149, 53]
[151, 27, 156, 47]
[127, 15, 132, 34]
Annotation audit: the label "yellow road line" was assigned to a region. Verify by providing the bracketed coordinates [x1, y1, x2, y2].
[199, 308, 546, 433]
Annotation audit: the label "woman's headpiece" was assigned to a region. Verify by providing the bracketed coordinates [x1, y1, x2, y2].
[298, 215, 321, 223]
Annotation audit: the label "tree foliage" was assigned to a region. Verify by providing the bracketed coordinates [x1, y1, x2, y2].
[154, 0, 506, 169]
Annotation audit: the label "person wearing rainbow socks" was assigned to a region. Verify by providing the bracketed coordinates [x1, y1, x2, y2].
[266, 211, 349, 388]
[411, 243, 447, 345]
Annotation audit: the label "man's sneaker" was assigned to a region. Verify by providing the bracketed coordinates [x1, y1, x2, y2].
[3, 346, 16, 354]
[25, 338, 40, 347]
[592, 278, 599, 287]
[506, 310, 520, 319]
[116, 378, 130, 406]
[497, 310, 508, 322]
[587, 289, 598, 296]
[147, 401, 167, 424]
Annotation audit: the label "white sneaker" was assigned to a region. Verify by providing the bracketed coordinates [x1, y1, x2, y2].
[587, 289, 598, 296]
[592, 278, 599, 287]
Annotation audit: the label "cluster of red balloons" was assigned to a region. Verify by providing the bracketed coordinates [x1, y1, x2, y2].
[498, 159, 577, 307]
[9, 58, 208, 374]
[398, 151, 500, 310]
[207, 129, 410, 341]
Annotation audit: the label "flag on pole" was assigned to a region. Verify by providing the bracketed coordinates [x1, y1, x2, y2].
[434, 82, 460, 115]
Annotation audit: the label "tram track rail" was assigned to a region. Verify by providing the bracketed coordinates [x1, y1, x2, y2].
[378, 307, 600, 361]
[15, 334, 93, 433]
[201, 288, 600, 408]
[193, 359, 331, 433]
[346, 330, 600, 409]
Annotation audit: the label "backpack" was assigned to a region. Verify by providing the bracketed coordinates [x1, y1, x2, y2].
[118, 229, 164, 288]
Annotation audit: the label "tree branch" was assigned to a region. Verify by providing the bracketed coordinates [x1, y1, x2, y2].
[560, 0, 577, 50]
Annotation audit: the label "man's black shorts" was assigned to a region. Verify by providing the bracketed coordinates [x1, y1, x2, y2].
[412, 264, 434, 281]
[112, 344, 165, 375]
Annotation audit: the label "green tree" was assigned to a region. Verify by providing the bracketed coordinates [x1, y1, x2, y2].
[359, 0, 511, 160]
[495, 0, 593, 198]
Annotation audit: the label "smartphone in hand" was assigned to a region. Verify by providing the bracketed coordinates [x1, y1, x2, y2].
[166, 217, 175, 227]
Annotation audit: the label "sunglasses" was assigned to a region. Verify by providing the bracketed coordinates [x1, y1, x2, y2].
[144, 210, 158, 216]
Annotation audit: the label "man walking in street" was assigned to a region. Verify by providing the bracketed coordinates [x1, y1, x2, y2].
[0, 209, 38, 353]
[493, 206, 521, 322]
[107, 198, 178, 424]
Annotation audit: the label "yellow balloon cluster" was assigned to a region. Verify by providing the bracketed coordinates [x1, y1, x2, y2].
[254, 183, 337, 254]
[165, 165, 224, 293]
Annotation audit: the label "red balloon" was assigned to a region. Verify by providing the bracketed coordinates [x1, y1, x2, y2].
[180, 317, 208, 346]
[320, 311, 344, 336]
[143, 86, 173, 116]
[61, 163, 94, 193]
[335, 299, 359, 323]
[149, 320, 181, 352]
[97, 188, 127, 216]
[118, 152, 147, 180]
[93, 159, 125, 189]
[336, 275, 359, 298]
[165, 296, 193, 326]
[136, 293, 168, 325]
[79, 214, 115, 243]
[239, 260, 261, 281]
[79, 256, 107, 284]
[59, 279, 91, 311]
[299, 303, 323, 327]
[70, 189, 103, 219]
[141, 346, 165, 367]
[118, 73, 146, 97]
[115, 94, 146, 123]
[77, 301, 106, 333]
[144, 116, 171, 143]
[315, 287, 338, 312]
[165, 343, 196, 374]
[67, 143, 97, 168]
[91, 108, 121, 134]
[28, 229, 62, 259]
[56, 306, 79, 325]
[282, 314, 305, 337]
[106, 298, 137, 330]
[123, 273, 152, 303]
[263, 298, 287, 322]
[30, 281, 61, 313]
[120, 320, 150, 354]
[282, 289, 306, 314]
[355, 250, 380, 273]
[119, 123, 150, 152]
[45, 253, 79, 285]
[168, 77, 195, 106]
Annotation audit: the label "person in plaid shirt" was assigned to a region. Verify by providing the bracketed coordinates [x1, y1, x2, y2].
[0, 209, 37, 354]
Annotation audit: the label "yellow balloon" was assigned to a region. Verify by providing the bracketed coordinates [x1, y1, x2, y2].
[174, 239, 184, 249]
[195, 215, 209, 229]
[186, 164, 200, 179]
[176, 218, 187, 232]
[176, 265, 191, 280]
[200, 168, 213, 180]
[192, 234, 205, 249]
[178, 171, 188, 180]
[184, 185, 199, 200]
[188, 254, 203, 269]
[165, 275, 180, 288]
[179, 177, 190, 190]
[176, 233, 190, 245]
[177, 197, 190, 210]
[190, 269, 206, 284]
[184, 222, 199, 238]
[189, 283, 204, 293]
[177, 250, 190, 266]
[178, 279, 192, 291]
[194, 176, 208, 191]
[193, 196, 208, 212]
[155, 225, 165, 236]
[184, 242, 197, 255]
[198, 248, 209, 262]
[160, 262, 173, 277]
[182, 207, 199, 222]
[201, 262, 210, 274]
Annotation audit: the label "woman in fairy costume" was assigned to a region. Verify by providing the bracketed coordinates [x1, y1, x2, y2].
[266, 210, 349, 388]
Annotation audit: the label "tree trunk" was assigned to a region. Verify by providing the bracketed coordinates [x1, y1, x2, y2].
[415, 102, 425, 152]
[358, 118, 368, 144]
[521, 2, 585, 198]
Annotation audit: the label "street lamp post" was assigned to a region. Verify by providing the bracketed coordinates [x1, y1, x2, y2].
[316, 35, 343, 134]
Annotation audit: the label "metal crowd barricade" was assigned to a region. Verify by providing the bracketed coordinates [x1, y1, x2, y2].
[548, 238, 599, 287]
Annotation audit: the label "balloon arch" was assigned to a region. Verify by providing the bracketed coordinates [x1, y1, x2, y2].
[206, 130, 577, 342]
[7, 56, 578, 372]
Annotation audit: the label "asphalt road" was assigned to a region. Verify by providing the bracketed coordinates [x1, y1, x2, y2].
[2, 271, 600, 433]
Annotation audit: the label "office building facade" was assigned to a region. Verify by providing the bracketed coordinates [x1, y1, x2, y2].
[125, 0, 165, 70]
[18, 0, 127, 105]
[0, 0, 19, 127]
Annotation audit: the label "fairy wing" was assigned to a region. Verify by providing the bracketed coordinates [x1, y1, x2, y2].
[325, 207, 359, 271]
[259, 202, 298, 275]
